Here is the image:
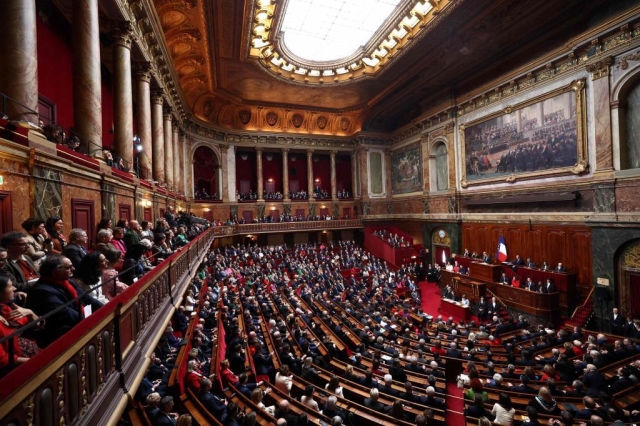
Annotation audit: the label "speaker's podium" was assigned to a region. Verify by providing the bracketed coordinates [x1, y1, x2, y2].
[469, 261, 502, 282]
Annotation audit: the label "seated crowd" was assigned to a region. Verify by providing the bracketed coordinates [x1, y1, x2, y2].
[133, 238, 640, 426]
[0, 215, 210, 375]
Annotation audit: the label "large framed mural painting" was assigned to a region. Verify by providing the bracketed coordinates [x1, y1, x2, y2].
[460, 79, 588, 188]
[391, 142, 422, 194]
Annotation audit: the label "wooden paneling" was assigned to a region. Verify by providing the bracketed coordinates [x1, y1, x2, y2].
[0, 191, 13, 235]
[71, 199, 95, 245]
[461, 223, 592, 287]
[118, 204, 132, 222]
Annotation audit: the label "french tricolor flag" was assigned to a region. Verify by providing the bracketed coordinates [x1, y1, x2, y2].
[497, 235, 508, 262]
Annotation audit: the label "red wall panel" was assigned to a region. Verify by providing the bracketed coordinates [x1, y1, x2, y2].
[288, 153, 307, 194]
[312, 154, 331, 192]
[37, 13, 74, 129]
[236, 151, 257, 193]
[262, 152, 283, 193]
[336, 155, 352, 193]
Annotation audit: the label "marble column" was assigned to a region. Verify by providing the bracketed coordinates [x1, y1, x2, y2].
[0, 1, 38, 122]
[351, 151, 359, 198]
[185, 136, 194, 198]
[178, 130, 186, 195]
[307, 149, 314, 196]
[587, 58, 614, 172]
[330, 150, 338, 201]
[282, 148, 290, 201]
[220, 145, 229, 201]
[163, 110, 174, 189]
[256, 147, 264, 201]
[72, 0, 102, 155]
[172, 122, 180, 192]
[151, 92, 165, 183]
[135, 63, 152, 179]
[112, 22, 134, 172]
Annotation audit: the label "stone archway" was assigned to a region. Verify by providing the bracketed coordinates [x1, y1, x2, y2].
[618, 239, 640, 318]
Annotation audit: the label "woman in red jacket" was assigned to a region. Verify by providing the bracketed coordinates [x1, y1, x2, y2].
[184, 359, 203, 393]
[219, 359, 239, 388]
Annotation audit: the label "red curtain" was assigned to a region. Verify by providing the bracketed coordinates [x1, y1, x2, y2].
[434, 245, 450, 266]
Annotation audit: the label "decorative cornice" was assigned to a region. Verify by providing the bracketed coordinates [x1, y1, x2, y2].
[586, 56, 614, 80]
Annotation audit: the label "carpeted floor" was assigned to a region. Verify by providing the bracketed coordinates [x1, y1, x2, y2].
[419, 280, 467, 426]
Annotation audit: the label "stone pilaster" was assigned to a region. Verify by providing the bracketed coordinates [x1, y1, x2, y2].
[134, 63, 152, 179]
[172, 122, 180, 192]
[112, 21, 134, 171]
[586, 57, 614, 173]
[151, 92, 165, 183]
[220, 145, 229, 202]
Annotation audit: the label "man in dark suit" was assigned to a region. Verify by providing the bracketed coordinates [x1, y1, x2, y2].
[513, 255, 524, 266]
[540, 279, 556, 293]
[498, 272, 510, 285]
[62, 228, 89, 270]
[526, 258, 537, 268]
[446, 342, 462, 358]
[482, 252, 491, 264]
[198, 378, 226, 418]
[523, 278, 537, 291]
[26, 255, 103, 348]
[363, 388, 387, 413]
[487, 296, 499, 319]
[154, 396, 177, 426]
[554, 262, 567, 273]
[610, 308, 625, 335]
[477, 296, 487, 321]
[1, 231, 40, 291]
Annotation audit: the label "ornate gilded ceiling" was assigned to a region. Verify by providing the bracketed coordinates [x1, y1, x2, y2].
[149, 0, 618, 135]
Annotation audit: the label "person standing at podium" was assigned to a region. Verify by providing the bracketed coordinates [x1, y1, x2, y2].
[477, 296, 487, 321]
[482, 252, 492, 264]
[539, 279, 556, 293]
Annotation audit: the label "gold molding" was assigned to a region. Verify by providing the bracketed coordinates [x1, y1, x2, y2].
[248, 0, 455, 85]
[459, 79, 588, 188]
[586, 56, 614, 80]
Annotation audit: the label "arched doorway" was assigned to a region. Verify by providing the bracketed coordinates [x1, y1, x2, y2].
[193, 146, 220, 200]
[618, 239, 640, 319]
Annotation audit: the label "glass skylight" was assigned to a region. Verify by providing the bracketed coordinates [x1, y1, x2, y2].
[280, 0, 404, 62]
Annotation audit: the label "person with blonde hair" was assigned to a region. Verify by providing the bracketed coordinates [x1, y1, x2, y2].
[251, 387, 275, 416]
[478, 417, 492, 426]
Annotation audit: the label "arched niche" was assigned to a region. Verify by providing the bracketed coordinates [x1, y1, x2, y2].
[429, 138, 449, 192]
[192, 145, 221, 200]
[612, 65, 640, 170]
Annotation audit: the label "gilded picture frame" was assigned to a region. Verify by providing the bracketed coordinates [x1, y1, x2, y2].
[459, 79, 587, 188]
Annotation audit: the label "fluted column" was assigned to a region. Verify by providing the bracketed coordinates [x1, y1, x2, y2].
[172, 122, 180, 192]
[163, 109, 174, 189]
[135, 63, 152, 179]
[151, 92, 165, 183]
[307, 149, 314, 196]
[282, 148, 290, 201]
[256, 147, 264, 201]
[185, 136, 194, 198]
[0, 1, 38, 122]
[330, 150, 338, 201]
[112, 22, 134, 171]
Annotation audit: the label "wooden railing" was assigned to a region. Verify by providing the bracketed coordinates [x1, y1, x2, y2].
[0, 228, 215, 426]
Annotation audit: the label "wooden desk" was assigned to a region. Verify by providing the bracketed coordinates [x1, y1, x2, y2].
[441, 270, 486, 303]
[487, 282, 560, 323]
[469, 261, 502, 282]
[441, 299, 471, 321]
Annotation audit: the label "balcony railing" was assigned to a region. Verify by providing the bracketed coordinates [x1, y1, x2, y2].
[210, 219, 362, 235]
[0, 228, 215, 426]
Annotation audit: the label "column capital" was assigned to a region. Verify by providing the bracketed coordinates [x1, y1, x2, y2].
[282, 147, 290, 154]
[134, 62, 153, 82]
[163, 107, 173, 121]
[586, 56, 614, 81]
[307, 149, 314, 156]
[111, 21, 134, 49]
[256, 147, 263, 154]
[220, 144, 229, 153]
[330, 149, 338, 156]
[151, 91, 165, 105]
